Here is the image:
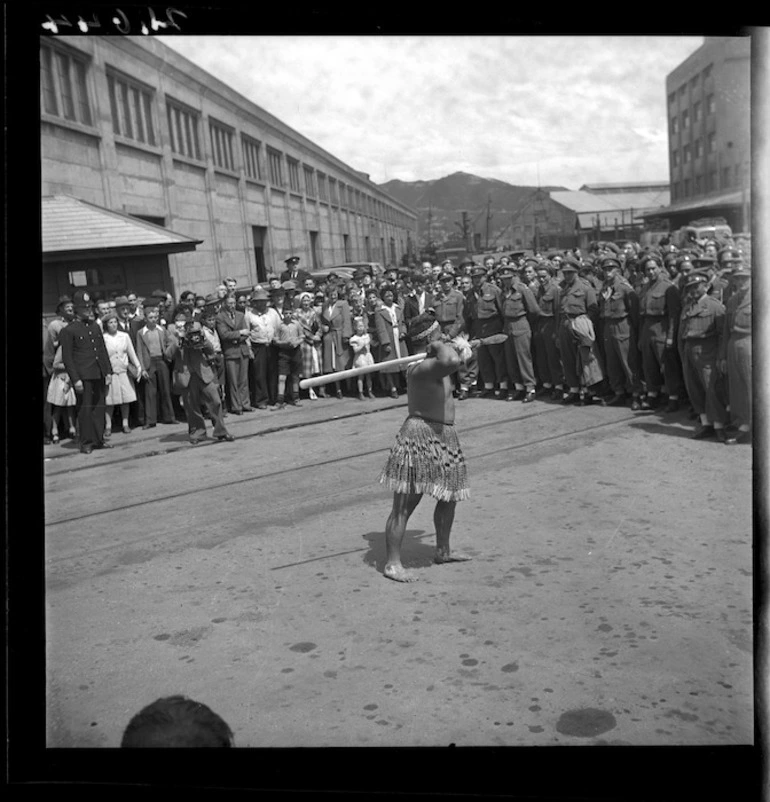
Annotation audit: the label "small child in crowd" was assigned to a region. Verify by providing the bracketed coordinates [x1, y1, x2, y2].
[349, 316, 375, 400]
[273, 307, 304, 409]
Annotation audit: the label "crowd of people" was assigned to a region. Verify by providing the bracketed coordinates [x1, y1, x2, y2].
[43, 237, 753, 452]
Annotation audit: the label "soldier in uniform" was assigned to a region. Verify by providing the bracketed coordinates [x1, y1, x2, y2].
[498, 264, 540, 402]
[464, 264, 506, 398]
[59, 289, 114, 454]
[720, 265, 752, 444]
[432, 270, 476, 399]
[599, 256, 642, 408]
[557, 258, 600, 404]
[679, 270, 728, 441]
[533, 262, 564, 399]
[637, 254, 684, 412]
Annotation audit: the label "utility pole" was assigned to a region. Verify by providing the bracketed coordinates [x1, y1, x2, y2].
[485, 194, 492, 250]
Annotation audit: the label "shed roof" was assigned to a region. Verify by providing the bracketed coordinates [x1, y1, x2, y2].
[551, 189, 670, 214]
[42, 195, 202, 260]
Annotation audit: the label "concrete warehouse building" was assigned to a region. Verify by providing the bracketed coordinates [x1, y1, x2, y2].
[40, 36, 417, 314]
[643, 36, 751, 232]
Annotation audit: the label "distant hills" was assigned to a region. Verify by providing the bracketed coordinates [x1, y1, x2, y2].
[380, 171, 568, 249]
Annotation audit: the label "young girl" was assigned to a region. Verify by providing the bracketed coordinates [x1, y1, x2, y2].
[46, 343, 77, 444]
[349, 317, 375, 400]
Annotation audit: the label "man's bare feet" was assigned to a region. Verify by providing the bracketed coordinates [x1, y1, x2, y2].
[434, 550, 473, 564]
[384, 563, 419, 582]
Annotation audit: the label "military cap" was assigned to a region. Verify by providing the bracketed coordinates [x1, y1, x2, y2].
[113, 295, 131, 308]
[56, 294, 73, 310]
[497, 264, 516, 277]
[441, 259, 453, 267]
[601, 256, 622, 270]
[284, 255, 300, 264]
[249, 287, 269, 302]
[438, 271, 455, 282]
[684, 269, 710, 288]
[719, 249, 743, 264]
[72, 289, 93, 308]
[560, 258, 581, 272]
[281, 280, 297, 292]
[523, 256, 540, 266]
[470, 265, 487, 277]
[151, 289, 168, 299]
[731, 265, 751, 278]
[459, 259, 477, 269]
[692, 256, 716, 269]
[641, 253, 663, 267]
[603, 242, 620, 254]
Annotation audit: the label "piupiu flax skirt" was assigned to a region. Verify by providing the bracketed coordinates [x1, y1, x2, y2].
[379, 415, 470, 502]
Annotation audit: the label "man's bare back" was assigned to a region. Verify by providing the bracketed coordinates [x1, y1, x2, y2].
[406, 341, 459, 424]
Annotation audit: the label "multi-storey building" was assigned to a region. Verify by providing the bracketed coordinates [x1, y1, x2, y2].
[41, 36, 417, 315]
[647, 36, 750, 232]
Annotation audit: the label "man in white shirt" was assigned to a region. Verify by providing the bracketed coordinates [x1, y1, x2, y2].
[244, 287, 282, 409]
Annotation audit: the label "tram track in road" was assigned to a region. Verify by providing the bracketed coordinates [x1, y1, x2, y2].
[45, 405, 637, 529]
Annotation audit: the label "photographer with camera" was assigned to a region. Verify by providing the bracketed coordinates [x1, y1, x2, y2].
[167, 308, 234, 444]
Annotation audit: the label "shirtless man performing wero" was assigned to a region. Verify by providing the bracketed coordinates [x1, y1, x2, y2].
[378, 311, 474, 582]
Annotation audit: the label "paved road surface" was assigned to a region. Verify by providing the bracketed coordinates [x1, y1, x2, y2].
[44, 394, 753, 748]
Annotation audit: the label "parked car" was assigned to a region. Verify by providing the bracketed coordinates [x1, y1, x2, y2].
[310, 262, 385, 284]
[309, 267, 358, 284]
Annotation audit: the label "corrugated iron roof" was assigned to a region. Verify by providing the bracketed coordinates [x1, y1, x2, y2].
[551, 189, 670, 214]
[579, 181, 669, 190]
[42, 195, 202, 255]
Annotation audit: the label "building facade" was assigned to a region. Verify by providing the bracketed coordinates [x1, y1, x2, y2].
[658, 36, 751, 231]
[40, 35, 417, 305]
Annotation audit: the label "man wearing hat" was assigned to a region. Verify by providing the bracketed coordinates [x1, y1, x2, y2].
[244, 286, 281, 409]
[499, 264, 540, 402]
[135, 297, 176, 428]
[281, 280, 300, 310]
[464, 264, 506, 398]
[599, 257, 642, 407]
[432, 270, 476, 399]
[402, 272, 434, 353]
[679, 270, 728, 441]
[280, 256, 310, 285]
[637, 254, 684, 412]
[215, 293, 254, 415]
[558, 258, 602, 403]
[59, 290, 114, 454]
[720, 264, 752, 444]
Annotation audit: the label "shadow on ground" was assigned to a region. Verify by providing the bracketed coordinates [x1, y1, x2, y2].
[361, 528, 436, 572]
[627, 420, 700, 440]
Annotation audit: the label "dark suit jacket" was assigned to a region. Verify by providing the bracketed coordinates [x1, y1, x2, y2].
[402, 291, 435, 328]
[60, 320, 111, 383]
[215, 310, 251, 360]
[280, 268, 312, 284]
[167, 338, 218, 386]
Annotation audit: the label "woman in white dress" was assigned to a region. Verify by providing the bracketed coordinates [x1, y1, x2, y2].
[102, 312, 142, 436]
[46, 343, 77, 444]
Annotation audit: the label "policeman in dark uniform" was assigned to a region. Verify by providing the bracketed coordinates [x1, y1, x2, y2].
[679, 270, 728, 441]
[558, 258, 599, 403]
[59, 289, 113, 454]
[464, 264, 506, 398]
[280, 256, 311, 285]
[498, 264, 540, 402]
[599, 256, 641, 407]
[637, 254, 683, 411]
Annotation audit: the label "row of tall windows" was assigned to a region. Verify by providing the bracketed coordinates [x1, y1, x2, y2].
[41, 42, 412, 227]
[672, 162, 743, 201]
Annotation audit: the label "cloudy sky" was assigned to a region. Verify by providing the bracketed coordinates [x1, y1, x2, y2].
[158, 35, 703, 189]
